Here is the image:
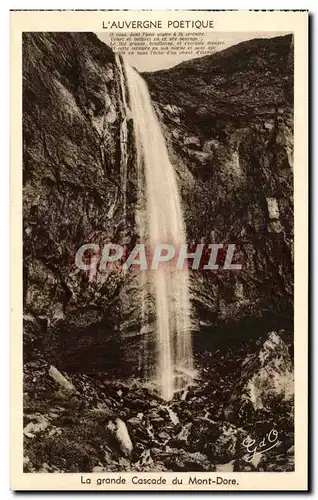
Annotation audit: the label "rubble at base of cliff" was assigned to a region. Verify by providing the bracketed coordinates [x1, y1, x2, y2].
[23, 330, 294, 473]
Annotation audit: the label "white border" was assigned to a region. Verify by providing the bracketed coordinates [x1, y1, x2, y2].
[2, 2, 313, 499]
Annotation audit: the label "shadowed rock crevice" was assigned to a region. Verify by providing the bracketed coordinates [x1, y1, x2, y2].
[22, 32, 294, 472]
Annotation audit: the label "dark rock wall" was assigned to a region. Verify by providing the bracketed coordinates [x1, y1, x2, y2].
[144, 34, 294, 333]
[23, 32, 294, 372]
[23, 33, 132, 370]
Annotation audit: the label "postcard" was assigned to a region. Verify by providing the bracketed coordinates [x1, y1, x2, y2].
[10, 9, 308, 491]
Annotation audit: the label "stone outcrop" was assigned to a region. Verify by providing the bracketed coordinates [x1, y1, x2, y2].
[23, 330, 293, 472]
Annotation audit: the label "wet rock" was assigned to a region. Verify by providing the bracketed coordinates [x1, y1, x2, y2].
[168, 422, 192, 449]
[23, 415, 49, 438]
[127, 416, 143, 426]
[212, 423, 238, 462]
[184, 136, 201, 148]
[158, 431, 170, 442]
[165, 407, 180, 425]
[150, 417, 165, 429]
[150, 447, 162, 457]
[287, 445, 295, 455]
[264, 453, 294, 472]
[92, 465, 106, 472]
[22, 338, 293, 473]
[126, 398, 149, 411]
[145, 35, 293, 335]
[88, 407, 114, 420]
[243, 332, 294, 411]
[21, 33, 295, 469]
[134, 449, 153, 470]
[243, 465, 253, 472]
[180, 409, 194, 422]
[216, 462, 234, 472]
[23, 31, 293, 383]
[117, 457, 132, 470]
[148, 396, 161, 406]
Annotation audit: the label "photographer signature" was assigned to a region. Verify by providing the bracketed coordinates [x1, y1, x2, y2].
[242, 428, 281, 464]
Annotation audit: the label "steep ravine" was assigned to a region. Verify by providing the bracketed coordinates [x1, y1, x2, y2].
[23, 32, 294, 472]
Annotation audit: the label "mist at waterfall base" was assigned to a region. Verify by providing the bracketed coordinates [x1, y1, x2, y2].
[116, 55, 195, 401]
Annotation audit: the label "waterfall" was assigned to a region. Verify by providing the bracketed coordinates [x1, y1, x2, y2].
[117, 57, 194, 400]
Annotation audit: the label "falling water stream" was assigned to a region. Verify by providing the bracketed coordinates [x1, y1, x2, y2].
[117, 57, 194, 400]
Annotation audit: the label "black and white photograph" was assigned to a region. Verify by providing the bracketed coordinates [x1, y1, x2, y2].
[10, 9, 308, 492]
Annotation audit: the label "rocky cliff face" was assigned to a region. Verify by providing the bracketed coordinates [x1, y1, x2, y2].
[143, 34, 293, 334]
[23, 33, 136, 372]
[23, 32, 293, 371]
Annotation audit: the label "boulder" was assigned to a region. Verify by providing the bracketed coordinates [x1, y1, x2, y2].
[23, 414, 49, 438]
[107, 418, 133, 457]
